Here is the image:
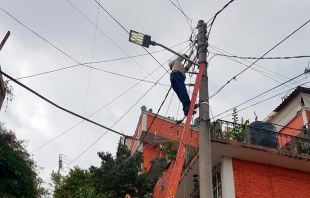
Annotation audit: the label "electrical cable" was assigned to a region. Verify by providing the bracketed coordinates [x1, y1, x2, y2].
[217, 80, 310, 120]
[78, 1, 101, 161]
[0, 70, 138, 139]
[168, 0, 194, 31]
[16, 40, 188, 81]
[30, 44, 191, 153]
[63, 44, 191, 168]
[213, 72, 307, 119]
[94, 0, 178, 76]
[208, 45, 301, 87]
[131, 86, 172, 158]
[210, 19, 310, 98]
[213, 54, 310, 60]
[68, 0, 169, 90]
[105, 124, 178, 177]
[206, 0, 235, 39]
[208, 49, 296, 89]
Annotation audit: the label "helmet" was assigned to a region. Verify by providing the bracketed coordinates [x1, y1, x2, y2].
[169, 60, 174, 69]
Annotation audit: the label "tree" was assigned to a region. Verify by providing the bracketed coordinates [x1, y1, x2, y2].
[90, 137, 154, 198]
[0, 124, 38, 197]
[230, 108, 249, 141]
[53, 167, 96, 198]
[232, 107, 238, 123]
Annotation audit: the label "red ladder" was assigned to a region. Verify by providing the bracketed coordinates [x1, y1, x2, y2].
[166, 62, 205, 197]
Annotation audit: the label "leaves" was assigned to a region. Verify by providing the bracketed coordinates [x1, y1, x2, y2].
[0, 124, 39, 197]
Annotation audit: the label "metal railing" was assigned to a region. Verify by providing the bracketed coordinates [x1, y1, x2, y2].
[211, 119, 310, 156]
[189, 184, 199, 198]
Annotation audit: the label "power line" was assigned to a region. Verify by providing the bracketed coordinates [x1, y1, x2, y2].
[0, 70, 137, 139]
[79, 1, 101, 161]
[105, 124, 178, 177]
[63, 69, 170, 168]
[67, 0, 169, 90]
[208, 49, 296, 88]
[208, 44, 301, 86]
[207, 0, 235, 39]
[94, 0, 174, 75]
[62, 43, 192, 167]
[168, 0, 194, 30]
[210, 19, 310, 98]
[0, 7, 83, 64]
[30, 44, 191, 153]
[131, 86, 173, 160]
[213, 72, 307, 119]
[16, 40, 188, 81]
[213, 53, 310, 60]
[217, 80, 310, 120]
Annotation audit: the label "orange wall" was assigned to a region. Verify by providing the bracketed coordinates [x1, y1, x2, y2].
[232, 158, 310, 198]
[142, 142, 163, 172]
[153, 161, 175, 198]
[278, 113, 305, 147]
[146, 114, 199, 147]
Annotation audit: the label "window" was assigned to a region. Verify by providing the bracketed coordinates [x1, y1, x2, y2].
[212, 163, 222, 198]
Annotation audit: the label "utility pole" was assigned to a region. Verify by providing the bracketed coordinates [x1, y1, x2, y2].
[58, 154, 63, 175]
[197, 20, 212, 197]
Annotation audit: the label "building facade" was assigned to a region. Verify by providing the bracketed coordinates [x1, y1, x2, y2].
[128, 86, 310, 198]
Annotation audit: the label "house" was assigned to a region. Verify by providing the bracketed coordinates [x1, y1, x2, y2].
[129, 86, 310, 198]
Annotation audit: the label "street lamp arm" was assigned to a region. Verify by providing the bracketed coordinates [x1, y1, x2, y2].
[150, 41, 199, 66]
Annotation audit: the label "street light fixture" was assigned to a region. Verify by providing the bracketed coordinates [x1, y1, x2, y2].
[193, 174, 198, 188]
[129, 30, 199, 66]
[129, 30, 151, 48]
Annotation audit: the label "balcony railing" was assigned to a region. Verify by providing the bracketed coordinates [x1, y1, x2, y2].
[211, 119, 310, 156]
[189, 184, 199, 198]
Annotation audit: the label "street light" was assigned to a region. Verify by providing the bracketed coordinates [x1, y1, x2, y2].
[129, 30, 152, 48]
[193, 174, 198, 188]
[128, 30, 199, 66]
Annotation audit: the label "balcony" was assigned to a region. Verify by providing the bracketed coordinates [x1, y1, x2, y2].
[212, 119, 310, 156]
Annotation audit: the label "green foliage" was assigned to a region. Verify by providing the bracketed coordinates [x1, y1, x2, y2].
[230, 117, 249, 142]
[90, 137, 154, 198]
[230, 108, 249, 142]
[161, 141, 177, 160]
[0, 124, 38, 198]
[53, 167, 96, 198]
[295, 141, 310, 155]
[211, 121, 225, 139]
[185, 146, 197, 166]
[232, 107, 238, 123]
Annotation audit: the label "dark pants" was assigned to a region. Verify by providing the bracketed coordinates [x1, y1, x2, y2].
[170, 71, 191, 113]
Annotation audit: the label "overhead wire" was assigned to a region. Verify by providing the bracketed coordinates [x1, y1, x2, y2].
[30, 43, 192, 153]
[67, 0, 169, 91]
[208, 49, 296, 89]
[168, 0, 194, 31]
[206, 0, 235, 39]
[208, 44, 301, 86]
[78, 1, 101, 161]
[0, 70, 138, 139]
[210, 19, 310, 98]
[16, 40, 188, 81]
[213, 54, 310, 60]
[63, 43, 194, 168]
[217, 80, 310, 120]
[213, 72, 308, 119]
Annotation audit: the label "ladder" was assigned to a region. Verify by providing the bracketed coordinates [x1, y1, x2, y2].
[166, 62, 206, 197]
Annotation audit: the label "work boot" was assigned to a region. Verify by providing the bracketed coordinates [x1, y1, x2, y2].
[184, 104, 199, 116]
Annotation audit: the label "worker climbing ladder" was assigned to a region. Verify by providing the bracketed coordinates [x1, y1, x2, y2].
[166, 61, 206, 198]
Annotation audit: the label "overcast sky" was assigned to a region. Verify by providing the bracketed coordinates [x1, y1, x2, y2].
[0, 0, 309, 192]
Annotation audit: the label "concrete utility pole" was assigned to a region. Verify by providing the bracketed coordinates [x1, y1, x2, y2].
[197, 20, 213, 197]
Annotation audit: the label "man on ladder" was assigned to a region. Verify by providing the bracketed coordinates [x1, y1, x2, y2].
[169, 54, 197, 117]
